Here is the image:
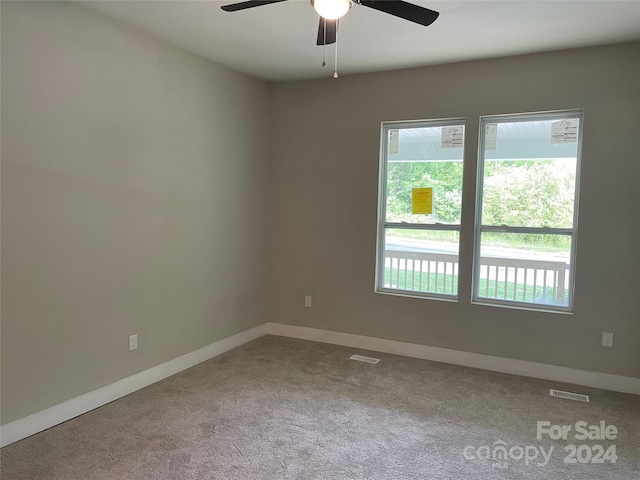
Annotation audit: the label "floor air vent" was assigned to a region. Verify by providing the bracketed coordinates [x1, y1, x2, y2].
[349, 354, 380, 364]
[550, 389, 590, 402]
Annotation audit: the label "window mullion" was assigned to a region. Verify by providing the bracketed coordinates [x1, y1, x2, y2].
[384, 223, 461, 231]
[479, 225, 572, 235]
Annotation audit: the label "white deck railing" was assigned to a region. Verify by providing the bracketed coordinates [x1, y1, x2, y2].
[384, 249, 567, 304]
[385, 250, 459, 295]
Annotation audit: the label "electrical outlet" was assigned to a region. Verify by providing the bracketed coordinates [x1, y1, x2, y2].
[304, 296, 312, 308]
[129, 334, 138, 351]
[602, 332, 613, 348]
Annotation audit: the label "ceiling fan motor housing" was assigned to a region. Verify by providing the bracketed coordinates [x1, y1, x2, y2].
[311, 0, 353, 21]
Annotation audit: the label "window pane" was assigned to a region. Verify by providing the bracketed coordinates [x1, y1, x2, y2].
[383, 228, 459, 296]
[477, 231, 571, 307]
[481, 120, 579, 229]
[385, 126, 464, 224]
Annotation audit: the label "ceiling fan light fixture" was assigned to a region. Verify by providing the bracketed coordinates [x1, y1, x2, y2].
[312, 0, 351, 20]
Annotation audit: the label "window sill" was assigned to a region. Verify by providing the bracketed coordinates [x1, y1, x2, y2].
[375, 288, 458, 303]
[471, 298, 573, 315]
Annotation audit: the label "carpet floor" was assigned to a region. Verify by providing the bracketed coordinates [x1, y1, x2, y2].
[1, 335, 638, 479]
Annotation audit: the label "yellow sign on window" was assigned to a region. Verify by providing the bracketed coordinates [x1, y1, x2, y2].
[412, 188, 433, 214]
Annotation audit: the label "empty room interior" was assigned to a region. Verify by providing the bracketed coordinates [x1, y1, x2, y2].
[1, 1, 639, 479]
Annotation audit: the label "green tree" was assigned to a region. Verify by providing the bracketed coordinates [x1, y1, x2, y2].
[482, 159, 575, 249]
[387, 161, 463, 224]
[386, 158, 575, 250]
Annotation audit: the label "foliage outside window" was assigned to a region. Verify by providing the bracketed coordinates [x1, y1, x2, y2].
[474, 112, 582, 311]
[376, 119, 465, 299]
[376, 110, 582, 312]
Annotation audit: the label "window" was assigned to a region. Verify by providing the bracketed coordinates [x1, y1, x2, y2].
[376, 111, 582, 312]
[473, 111, 582, 311]
[376, 119, 465, 299]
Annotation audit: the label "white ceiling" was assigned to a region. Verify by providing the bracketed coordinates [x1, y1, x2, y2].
[78, 0, 640, 81]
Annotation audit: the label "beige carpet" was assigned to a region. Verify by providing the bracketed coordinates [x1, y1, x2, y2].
[1, 335, 638, 479]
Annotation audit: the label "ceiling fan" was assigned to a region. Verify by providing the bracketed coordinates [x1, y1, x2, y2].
[220, 0, 440, 48]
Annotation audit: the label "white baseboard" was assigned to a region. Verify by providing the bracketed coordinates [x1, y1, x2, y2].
[3, 321, 638, 448]
[266, 322, 640, 396]
[0, 323, 267, 448]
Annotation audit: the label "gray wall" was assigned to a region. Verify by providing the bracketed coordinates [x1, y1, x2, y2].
[1, 2, 270, 423]
[2, 1, 639, 429]
[268, 42, 640, 379]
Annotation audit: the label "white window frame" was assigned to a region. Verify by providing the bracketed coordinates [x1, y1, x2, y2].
[375, 118, 465, 301]
[472, 110, 583, 313]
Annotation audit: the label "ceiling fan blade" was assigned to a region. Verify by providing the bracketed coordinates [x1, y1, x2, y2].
[359, 0, 439, 27]
[221, 0, 290, 13]
[316, 18, 337, 46]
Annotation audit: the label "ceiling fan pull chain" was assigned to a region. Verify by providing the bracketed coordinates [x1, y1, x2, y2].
[333, 19, 339, 78]
[322, 19, 327, 67]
